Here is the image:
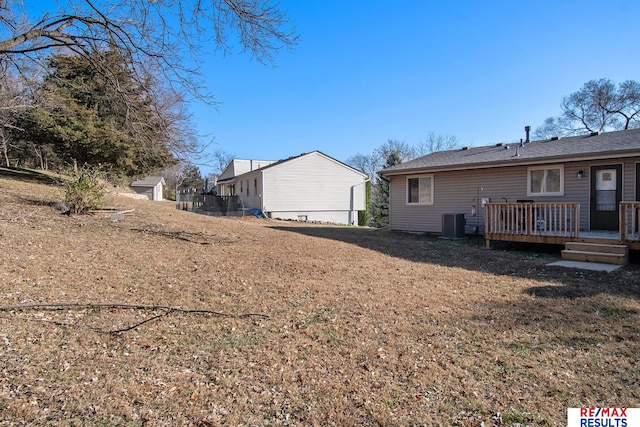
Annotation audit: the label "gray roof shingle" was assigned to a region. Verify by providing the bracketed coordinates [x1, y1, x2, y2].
[380, 128, 640, 175]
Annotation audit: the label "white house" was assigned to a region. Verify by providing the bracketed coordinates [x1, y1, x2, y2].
[130, 176, 166, 201]
[217, 151, 369, 225]
[216, 159, 277, 196]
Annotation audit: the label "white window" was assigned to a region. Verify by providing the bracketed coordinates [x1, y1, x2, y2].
[527, 165, 564, 196]
[407, 175, 433, 205]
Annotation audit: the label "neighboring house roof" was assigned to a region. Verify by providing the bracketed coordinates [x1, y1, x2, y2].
[131, 176, 166, 187]
[218, 159, 277, 182]
[380, 128, 640, 176]
[233, 150, 368, 178]
[216, 176, 237, 184]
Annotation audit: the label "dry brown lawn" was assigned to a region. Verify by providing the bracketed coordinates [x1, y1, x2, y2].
[0, 167, 639, 426]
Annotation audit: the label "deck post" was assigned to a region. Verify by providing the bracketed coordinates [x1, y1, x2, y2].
[484, 206, 491, 248]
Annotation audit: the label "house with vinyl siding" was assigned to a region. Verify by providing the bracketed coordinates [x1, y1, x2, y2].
[216, 159, 277, 196]
[216, 151, 369, 225]
[378, 128, 640, 249]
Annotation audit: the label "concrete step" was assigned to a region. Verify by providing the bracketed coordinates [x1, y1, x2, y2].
[562, 241, 629, 265]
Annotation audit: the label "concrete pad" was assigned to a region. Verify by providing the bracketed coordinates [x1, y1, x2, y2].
[547, 260, 621, 272]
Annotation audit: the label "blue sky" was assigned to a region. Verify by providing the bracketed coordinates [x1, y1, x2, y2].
[192, 0, 639, 174]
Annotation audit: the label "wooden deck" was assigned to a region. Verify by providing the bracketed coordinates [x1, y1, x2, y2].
[620, 202, 640, 250]
[485, 202, 640, 250]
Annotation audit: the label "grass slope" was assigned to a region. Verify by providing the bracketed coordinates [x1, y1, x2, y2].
[0, 168, 638, 426]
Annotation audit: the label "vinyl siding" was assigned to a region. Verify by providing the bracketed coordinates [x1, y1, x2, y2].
[230, 152, 367, 225]
[262, 152, 366, 213]
[623, 161, 636, 201]
[237, 170, 264, 210]
[389, 157, 640, 234]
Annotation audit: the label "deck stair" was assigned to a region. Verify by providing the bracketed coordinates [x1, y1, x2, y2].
[561, 242, 629, 265]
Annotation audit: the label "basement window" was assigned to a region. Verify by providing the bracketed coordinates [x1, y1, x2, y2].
[527, 165, 563, 196]
[407, 175, 433, 205]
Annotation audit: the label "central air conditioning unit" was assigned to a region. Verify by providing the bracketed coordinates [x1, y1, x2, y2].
[442, 213, 466, 239]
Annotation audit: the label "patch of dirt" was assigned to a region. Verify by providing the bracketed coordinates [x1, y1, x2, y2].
[1, 168, 639, 426]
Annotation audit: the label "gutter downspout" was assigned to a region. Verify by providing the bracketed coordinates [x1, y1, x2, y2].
[350, 177, 371, 226]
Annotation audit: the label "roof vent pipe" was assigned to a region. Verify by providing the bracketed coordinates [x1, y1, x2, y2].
[524, 125, 531, 143]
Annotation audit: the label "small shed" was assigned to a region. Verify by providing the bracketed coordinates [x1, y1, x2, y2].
[130, 176, 166, 201]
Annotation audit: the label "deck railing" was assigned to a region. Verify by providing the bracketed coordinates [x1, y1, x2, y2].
[485, 202, 580, 246]
[620, 202, 640, 244]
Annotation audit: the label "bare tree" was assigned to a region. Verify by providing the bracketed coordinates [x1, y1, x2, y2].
[373, 139, 417, 163]
[210, 148, 235, 176]
[0, 1, 297, 103]
[198, 147, 234, 191]
[416, 132, 460, 155]
[535, 78, 640, 138]
[610, 80, 640, 129]
[0, 62, 31, 167]
[347, 139, 415, 185]
[345, 152, 379, 182]
[347, 134, 459, 183]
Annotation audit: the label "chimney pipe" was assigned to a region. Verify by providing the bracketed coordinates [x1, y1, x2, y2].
[524, 125, 531, 143]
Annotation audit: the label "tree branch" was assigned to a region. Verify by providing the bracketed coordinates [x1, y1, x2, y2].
[1, 302, 270, 333]
[0, 302, 269, 318]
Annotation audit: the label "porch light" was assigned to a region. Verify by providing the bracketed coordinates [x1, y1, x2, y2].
[577, 170, 584, 179]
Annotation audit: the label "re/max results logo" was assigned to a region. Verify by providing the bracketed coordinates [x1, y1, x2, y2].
[567, 408, 640, 427]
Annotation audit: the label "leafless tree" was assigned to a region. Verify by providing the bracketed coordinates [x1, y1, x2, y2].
[210, 148, 235, 175]
[535, 78, 640, 138]
[346, 152, 379, 182]
[609, 80, 640, 129]
[348, 139, 415, 185]
[0, 62, 31, 167]
[0, 1, 296, 98]
[347, 134, 459, 183]
[416, 132, 460, 155]
[373, 139, 417, 164]
[199, 148, 234, 190]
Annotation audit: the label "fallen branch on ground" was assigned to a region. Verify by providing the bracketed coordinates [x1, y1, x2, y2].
[0, 302, 270, 334]
[121, 227, 234, 245]
[90, 208, 136, 216]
